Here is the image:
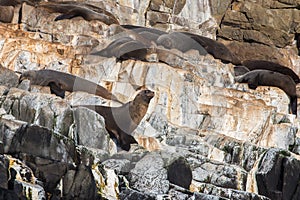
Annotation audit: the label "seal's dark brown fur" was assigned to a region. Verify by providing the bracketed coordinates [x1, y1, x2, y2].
[40, 2, 119, 25]
[179, 32, 240, 64]
[242, 60, 300, 83]
[19, 69, 123, 104]
[75, 90, 155, 151]
[235, 69, 297, 115]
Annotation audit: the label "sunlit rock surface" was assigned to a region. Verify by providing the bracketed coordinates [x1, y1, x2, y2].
[0, 0, 300, 199]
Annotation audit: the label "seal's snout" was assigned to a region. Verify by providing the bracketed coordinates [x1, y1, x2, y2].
[144, 90, 155, 99]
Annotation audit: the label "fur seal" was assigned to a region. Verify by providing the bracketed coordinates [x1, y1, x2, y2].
[19, 69, 123, 104]
[156, 32, 208, 55]
[74, 89, 155, 151]
[241, 60, 300, 83]
[235, 69, 297, 115]
[179, 32, 240, 64]
[91, 35, 186, 66]
[91, 37, 148, 61]
[39, 2, 119, 25]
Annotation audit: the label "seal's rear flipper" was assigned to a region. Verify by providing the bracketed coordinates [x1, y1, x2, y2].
[49, 82, 65, 98]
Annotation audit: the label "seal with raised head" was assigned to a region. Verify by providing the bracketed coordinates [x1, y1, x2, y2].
[74, 89, 155, 151]
[235, 69, 297, 115]
[19, 69, 123, 104]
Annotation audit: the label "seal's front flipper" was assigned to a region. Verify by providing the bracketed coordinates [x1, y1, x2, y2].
[247, 75, 259, 90]
[49, 82, 65, 98]
[119, 132, 138, 151]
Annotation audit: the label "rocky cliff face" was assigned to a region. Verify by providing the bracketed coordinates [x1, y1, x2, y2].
[0, 0, 300, 200]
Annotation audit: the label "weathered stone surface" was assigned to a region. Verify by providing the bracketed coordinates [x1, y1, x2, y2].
[192, 192, 229, 200]
[101, 158, 132, 174]
[2, 88, 73, 136]
[0, 155, 9, 189]
[0, 65, 18, 88]
[192, 181, 271, 200]
[129, 152, 169, 194]
[8, 124, 77, 163]
[189, 156, 248, 190]
[73, 107, 111, 150]
[119, 188, 156, 200]
[93, 164, 119, 199]
[63, 164, 99, 200]
[8, 156, 46, 199]
[209, 0, 232, 24]
[256, 148, 300, 200]
[224, 40, 292, 67]
[219, 1, 300, 48]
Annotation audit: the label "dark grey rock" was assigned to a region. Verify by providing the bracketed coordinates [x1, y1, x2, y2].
[0, 187, 20, 200]
[0, 121, 79, 193]
[30, 160, 68, 192]
[168, 189, 191, 200]
[101, 158, 132, 174]
[190, 192, 229, 200]
[194, 182, 270, 200]
[73, 107, 110, 150]
[256, 148, 300, 200]
[119, 188, 155, 200]
[189, 154, 248, 191]
[128, 152, 169, 194]
[0, 118, 26, 154]
[8, 124, 77, 163]
[0, 65, 19, 88]
[167, 157, 192, 189]
[282, 156, 300, 200]
[2, 89, 73, 136]
[63, 164, 99, 200]
[76, 145, 109, 167]
[0, 155, 9, 189]
[256, 149, 285, 199]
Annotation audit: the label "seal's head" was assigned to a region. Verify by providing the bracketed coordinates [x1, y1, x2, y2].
[135, 89, 155, 104]
[19, 70, 36, 84]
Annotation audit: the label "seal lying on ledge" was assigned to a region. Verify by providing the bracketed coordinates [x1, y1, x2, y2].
[74, 89, 155, 151]
[178, 32, 240, 64]
[19, 69, 123, 104]
[235, 69, 297, 115]
[156, 32, 208, 55]
[241, 60, 300, 84]
[39, 2, 119, 25]
[91, 36, 186, 67]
